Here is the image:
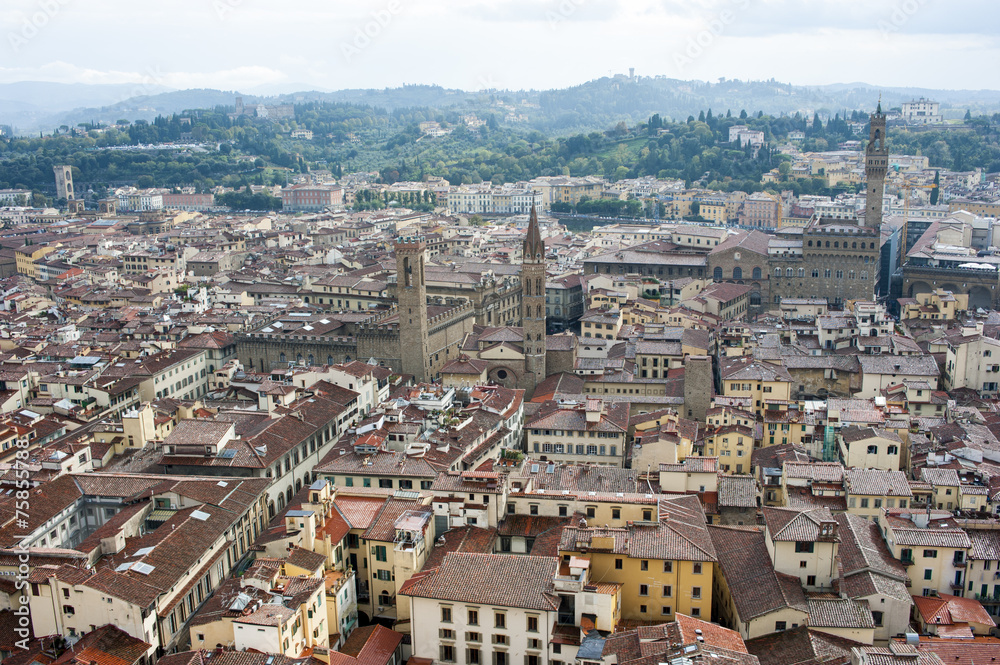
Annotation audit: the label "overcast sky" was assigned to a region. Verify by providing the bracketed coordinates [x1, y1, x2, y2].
[2, 0, 998, 92]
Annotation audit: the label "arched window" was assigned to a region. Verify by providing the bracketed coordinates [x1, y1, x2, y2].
[752, 267, 762, 279]
[825, 241, 830, 248]
[852, 242, 857, 249]
[785, 268, 793, 277]
[307, 354, 314, 365]
[279, 352, 286, 363]
[808, 241, 813, 247]
[536, 278, 543, 294]
[774, 268, 781, 277]
[834, 241, 839, 248]
[798, 268, 805, 277]
[525, 280, 531, 296]
[537, 305, 543, 317]
[750, 291, 761, 306]
[861, 271, 868, 280]
[328, 355, 334, 365]
[713, 267, 723, 280]
[733, 267, 742, 280]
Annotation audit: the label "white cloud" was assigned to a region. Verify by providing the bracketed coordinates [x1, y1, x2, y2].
[0, 0, 996, 92]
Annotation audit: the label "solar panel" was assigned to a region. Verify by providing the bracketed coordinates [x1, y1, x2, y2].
[132, 562, 155, 575]
[134, 546, 155, 557]
[546, 464, 555, 474]
[191, 510, 211, 521]
[530, 464, 539, 473]
[219, 449, 237, 459]
[115, 562, 133, 572]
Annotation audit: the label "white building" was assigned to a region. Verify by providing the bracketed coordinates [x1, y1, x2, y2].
[901, 98, 943, 125]
[448, 185, 543, 215]
[401, 552, 620, 665]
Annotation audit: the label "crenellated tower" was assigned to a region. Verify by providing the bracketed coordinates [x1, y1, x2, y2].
[864, 100, 888, 228]
[396, 238, 430, 383]
[521, 206, 546, 395]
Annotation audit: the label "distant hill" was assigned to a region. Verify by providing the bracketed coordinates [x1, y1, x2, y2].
[4, 77, 1000, 136]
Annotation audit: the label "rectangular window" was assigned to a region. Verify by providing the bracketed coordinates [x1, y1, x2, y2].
[615, 559, 623, 570]
[691, 587, 701, 599]
[468, 609, 478, 625]
[795, 542, 814, 553]
[639, 584, 649, 596]
[441, 606, 452, 623]
[664, 561, 673, 573]
[662, 585, 672, 597]
[495, 612, 506, 629]
[692, 562, 702, 574]
[527, 616, 538, 632]
[374, 545, 387, 562]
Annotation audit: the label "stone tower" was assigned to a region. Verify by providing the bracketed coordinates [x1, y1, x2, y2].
[864, 101, 888, 228]
[396, 238, 430, 383]
[53, 165, 74, 201]
[521, 206, 546, 394]
[683, 355, 713, 423]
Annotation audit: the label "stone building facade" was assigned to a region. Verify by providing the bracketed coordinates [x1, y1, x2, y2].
[236, 297, 475, 378]
[707, 230, 771, 315]
[769, 221, 882, 306]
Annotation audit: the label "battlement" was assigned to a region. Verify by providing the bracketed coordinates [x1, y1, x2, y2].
[806, 223, 880, 237]
[395, 236, 426, 252]
[428, 298, 475, 329]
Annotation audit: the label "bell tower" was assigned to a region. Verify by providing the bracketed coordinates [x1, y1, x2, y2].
[395, 238, 430, 383]
[521, 206, 546, 395]
[864, 100, 888, 228]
